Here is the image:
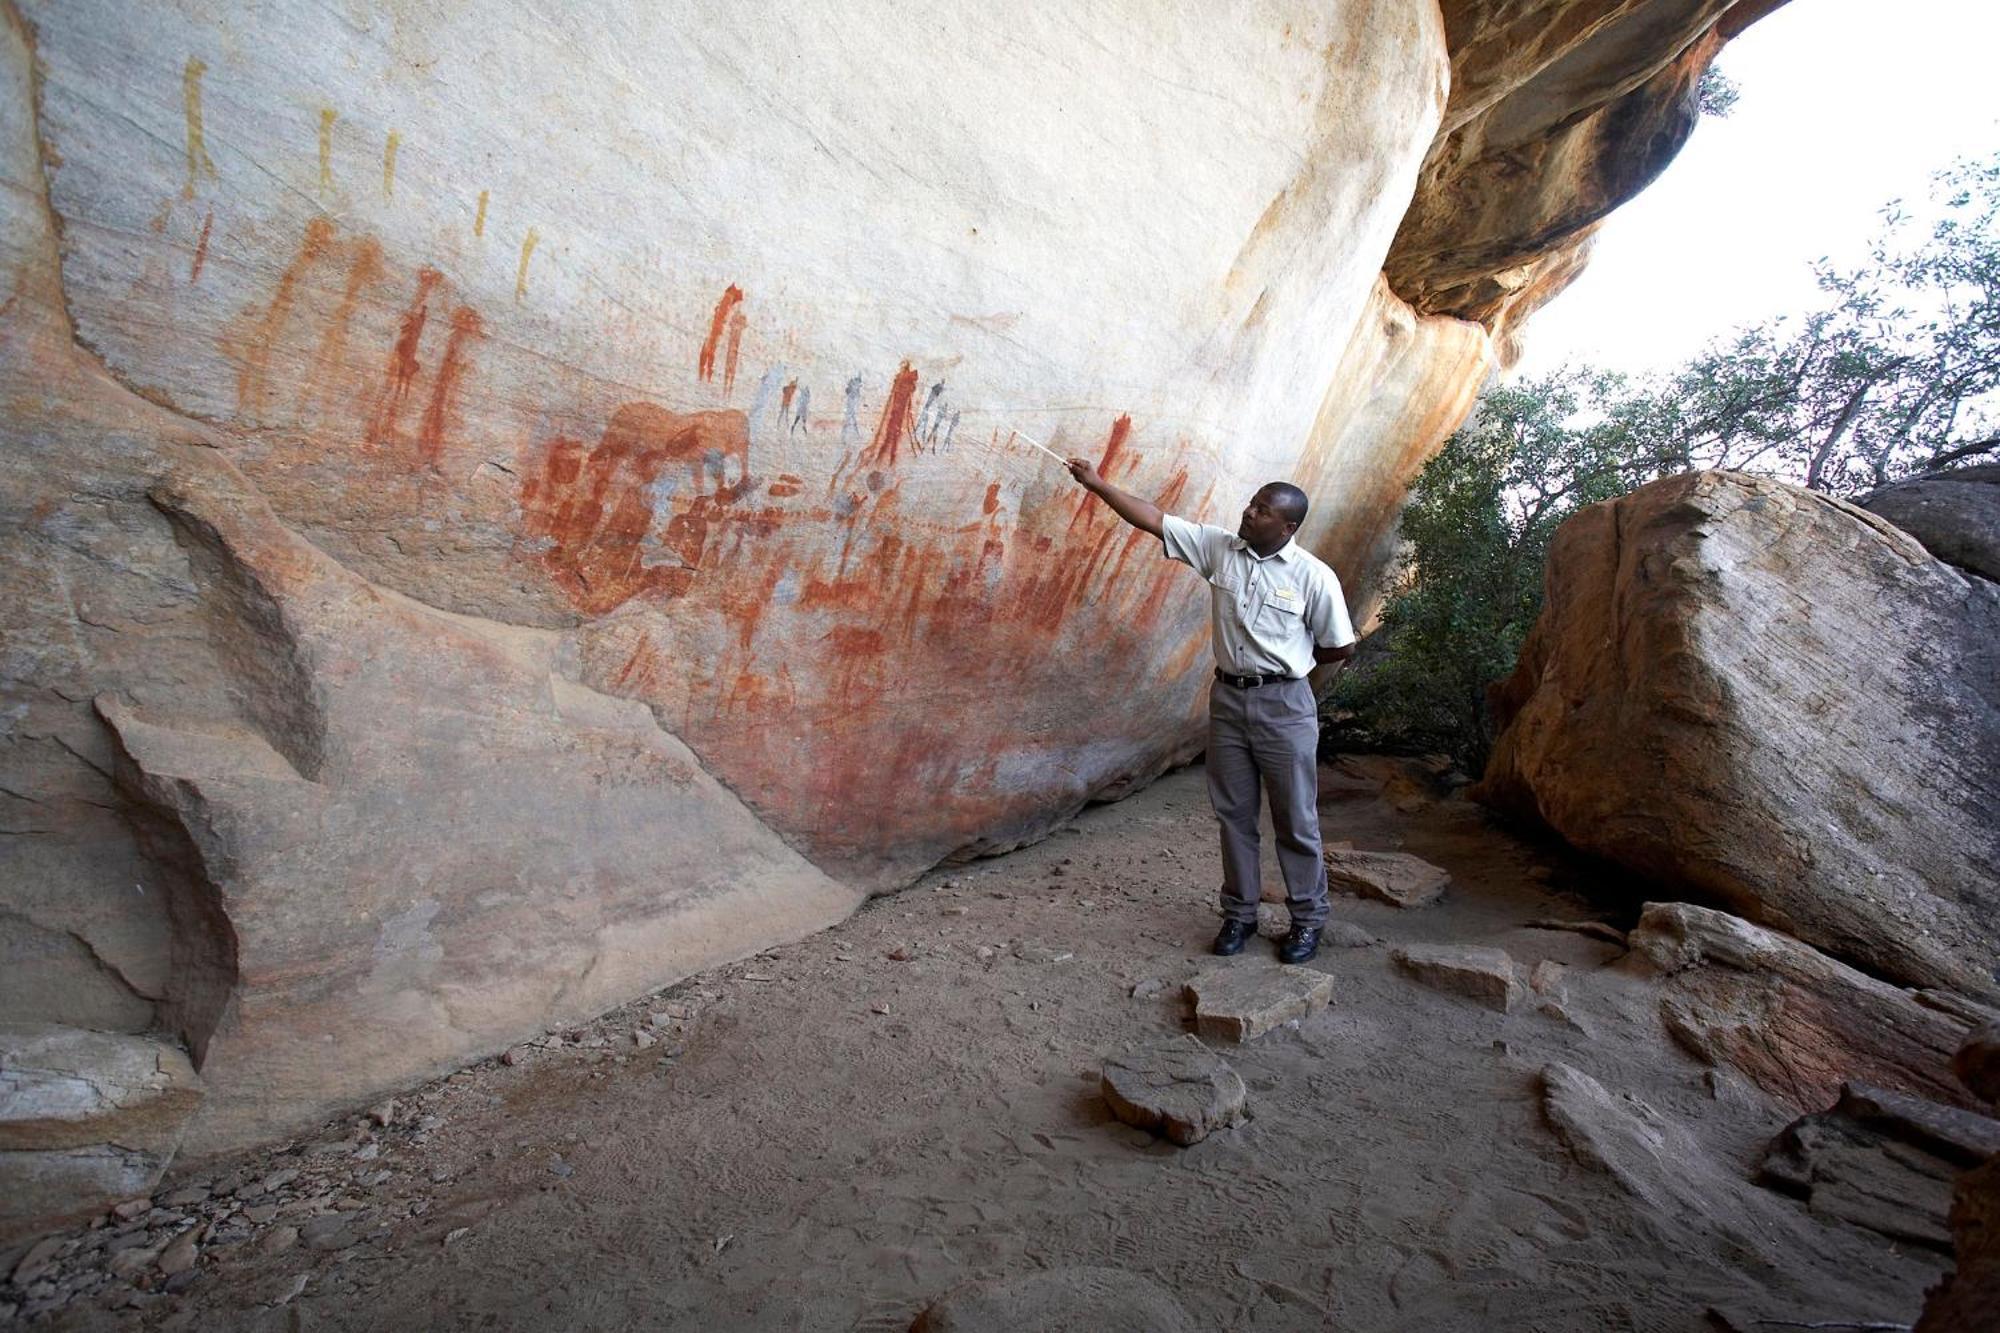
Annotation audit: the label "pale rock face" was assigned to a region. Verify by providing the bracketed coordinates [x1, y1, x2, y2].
[0, 0, 1756, 1182]
[1479, 473, 2000, 999]
[18, 0, 1455, 891]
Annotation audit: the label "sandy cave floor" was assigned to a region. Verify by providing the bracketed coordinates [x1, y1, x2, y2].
[17, 761, 1954, 1332]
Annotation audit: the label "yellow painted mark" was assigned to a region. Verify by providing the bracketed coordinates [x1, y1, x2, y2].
[383, 130, 400, 199]
[318, 108, 335, 192]
[474, 189, 489, 238]
[182, 57, 218, 196]
[515, 227, 540, 302]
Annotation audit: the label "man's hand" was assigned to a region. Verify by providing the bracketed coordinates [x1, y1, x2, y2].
[1065, 457, 1163, 537]
[1066, 457, 1104, 491]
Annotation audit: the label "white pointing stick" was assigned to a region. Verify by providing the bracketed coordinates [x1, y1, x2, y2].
[1006, 428, 1071, 466]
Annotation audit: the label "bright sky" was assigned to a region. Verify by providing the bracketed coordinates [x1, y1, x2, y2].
[1516, 0, 2000, 379]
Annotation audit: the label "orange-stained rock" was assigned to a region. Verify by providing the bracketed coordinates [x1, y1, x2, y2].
[1914, 1158, 2000, 1333]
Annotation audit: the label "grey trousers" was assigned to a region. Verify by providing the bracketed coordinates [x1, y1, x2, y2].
[1207, 676, 1329, 928]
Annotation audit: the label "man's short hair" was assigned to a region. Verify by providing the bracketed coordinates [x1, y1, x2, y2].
[1261, 482, 1309, 528]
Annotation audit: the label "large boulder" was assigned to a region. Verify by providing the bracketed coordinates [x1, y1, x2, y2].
[1478, 471, 2000, 998]
[1860, 464, 2000, 583]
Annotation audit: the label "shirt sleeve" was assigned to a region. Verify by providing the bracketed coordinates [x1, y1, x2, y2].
[1305, 568, 1358, 649]
[1160, 514, 1227, 581]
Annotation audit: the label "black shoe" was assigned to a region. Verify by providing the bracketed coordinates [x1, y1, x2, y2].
[1278, 925, 1321, 965]
[1212, 919, 1254, 957]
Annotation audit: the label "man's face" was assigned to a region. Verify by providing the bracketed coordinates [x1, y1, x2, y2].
[1237, 488, 1296, 548]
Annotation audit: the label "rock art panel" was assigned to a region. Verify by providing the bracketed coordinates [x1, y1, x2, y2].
[1478, 472, 2000, 999]
[0, 0, 1761, 1204]
[17, 0, 1467, 887]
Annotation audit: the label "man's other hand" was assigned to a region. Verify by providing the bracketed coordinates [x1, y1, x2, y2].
[1066, 458, 1103, 490]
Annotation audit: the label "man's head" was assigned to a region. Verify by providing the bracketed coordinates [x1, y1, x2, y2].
[1238, 482, 1308, 553]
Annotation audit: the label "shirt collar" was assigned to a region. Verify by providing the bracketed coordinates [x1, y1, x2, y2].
[1230, 535, 1298, 563]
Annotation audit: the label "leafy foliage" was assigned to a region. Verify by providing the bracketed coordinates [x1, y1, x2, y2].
[1696, 65, 1740, 119]
[1322, 370, 1663, 768]
[1326, 153, 2000, 768]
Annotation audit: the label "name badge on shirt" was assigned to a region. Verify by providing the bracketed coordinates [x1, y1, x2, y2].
[1271, 586, 1300, 606]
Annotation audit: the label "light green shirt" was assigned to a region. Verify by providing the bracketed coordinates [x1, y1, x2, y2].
[1161, 514, 1357, 677]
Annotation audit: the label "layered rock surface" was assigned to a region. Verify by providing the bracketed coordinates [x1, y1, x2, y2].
[0, 1027, 203, 1235]
[1626, 903, 1977, 1113]
[1, 0, 1772, 1185]
[1478, 472, 2000, 999]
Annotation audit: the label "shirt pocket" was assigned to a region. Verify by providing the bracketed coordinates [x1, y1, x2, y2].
[1254, 594, 1306, 634]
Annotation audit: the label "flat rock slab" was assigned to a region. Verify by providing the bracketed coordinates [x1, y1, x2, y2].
[1836, 1080, 2000, 1164]
[1184, 966, 1335, 1042]
[1759, 1078, 2000, 1256]
[1322, 921, 1382, 949]
[1100, 1036, 1247, 1146]
[911, 1266, 1199, 1332]
[1323, 849, 1449, 908]
[1629, 903, 1973, 1112]
[1391, 944, 1519, 1012]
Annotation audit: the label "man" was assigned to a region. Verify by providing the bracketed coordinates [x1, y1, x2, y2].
[1065, 459, 1357, 963]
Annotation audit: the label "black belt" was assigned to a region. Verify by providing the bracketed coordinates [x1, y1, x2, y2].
[1214, 668, 1299, 688]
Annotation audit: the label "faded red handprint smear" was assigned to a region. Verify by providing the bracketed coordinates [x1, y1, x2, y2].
[520, 403, 749, 616]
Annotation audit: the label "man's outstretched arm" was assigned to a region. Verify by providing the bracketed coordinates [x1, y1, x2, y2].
[1066, 459, 1164, 537]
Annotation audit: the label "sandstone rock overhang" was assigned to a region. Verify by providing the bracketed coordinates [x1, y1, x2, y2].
[0, 0, 1782, 1188]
